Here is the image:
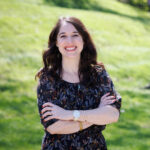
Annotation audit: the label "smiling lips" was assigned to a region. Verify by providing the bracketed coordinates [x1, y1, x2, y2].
[65, 46, 77, 52]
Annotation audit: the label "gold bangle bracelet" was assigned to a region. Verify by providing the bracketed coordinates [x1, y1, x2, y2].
[78, 121, 83, 131]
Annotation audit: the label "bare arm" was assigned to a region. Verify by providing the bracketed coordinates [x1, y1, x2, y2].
[42, 95, 120, 133]
[78, 105, 119, 125]
[45, 106, 118, 135]
[44, 94, 117, 135]
[43, 104, 119, 135]
[58, 105, 119, 125]
[46, 120, 93, 135]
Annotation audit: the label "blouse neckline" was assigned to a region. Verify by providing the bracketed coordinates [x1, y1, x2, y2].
[60, 78, 80, 85]
[56, 69, 81, 85]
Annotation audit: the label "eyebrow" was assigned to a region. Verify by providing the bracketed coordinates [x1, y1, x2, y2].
[58, 31, 79, 36]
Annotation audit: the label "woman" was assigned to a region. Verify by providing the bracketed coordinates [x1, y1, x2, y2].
[36, 16, 122, 150]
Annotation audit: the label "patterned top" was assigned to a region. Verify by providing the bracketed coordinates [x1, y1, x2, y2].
[37, 65, 122, 150]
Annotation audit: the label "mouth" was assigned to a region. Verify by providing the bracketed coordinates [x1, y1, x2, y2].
[65, 46, 77, 52]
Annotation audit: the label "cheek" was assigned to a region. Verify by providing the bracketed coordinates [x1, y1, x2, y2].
[57, 40, 65, 47]
[76, 38, 84, 46]
[78, 38, 83, 42]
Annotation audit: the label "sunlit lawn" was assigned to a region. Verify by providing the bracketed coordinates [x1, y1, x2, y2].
[0, 0, 150, 149]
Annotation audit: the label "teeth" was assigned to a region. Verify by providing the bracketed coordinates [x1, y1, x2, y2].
[65, 47, 76, 50]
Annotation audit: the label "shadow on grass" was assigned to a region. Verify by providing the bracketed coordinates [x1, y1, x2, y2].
[0, 82, 20, 92]
[105, 88, 150, 148]
[0, 77, 36, 114]
[92, 5, 150, 25]
[43, 0, 150, 28]
[107, 118, 150, 148]
[108, 132, 150, 149]
[121, 89, 150, 100]
[0, 78, 30, 93]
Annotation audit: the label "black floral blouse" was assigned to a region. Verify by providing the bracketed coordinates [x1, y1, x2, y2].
[37, 65, 122, 150]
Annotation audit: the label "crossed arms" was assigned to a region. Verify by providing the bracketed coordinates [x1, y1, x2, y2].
[45, 105, 119, 135]
[39, 92, 120, 135]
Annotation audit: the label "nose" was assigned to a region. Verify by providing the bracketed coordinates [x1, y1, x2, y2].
[66, 36, 73, 44]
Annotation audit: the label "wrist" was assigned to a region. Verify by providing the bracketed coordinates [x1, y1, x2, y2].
[73, 110, 80, 121]
[65, 110, 74, 120]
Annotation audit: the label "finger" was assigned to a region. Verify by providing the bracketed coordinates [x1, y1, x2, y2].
[103, 99, 117, 105]
[112, 99, 117, 102]
[101, 96, 115, 101]
[107, 100, 117, 105]
[101, 93, 110, 98]
[42, 102, 54, 108]
[101, 93, 110, 99]
[107, 96, 116, 99]
[43, 116, 54, 122]
[101, 96, 114, 100]
[101, 99, 117, 104]
[41, 107, 53, 114]
[42, 111, 53, 118]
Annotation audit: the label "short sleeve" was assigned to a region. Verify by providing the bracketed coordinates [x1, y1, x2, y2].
[37, 73, 58, 129]
[98, 68, 122, 112]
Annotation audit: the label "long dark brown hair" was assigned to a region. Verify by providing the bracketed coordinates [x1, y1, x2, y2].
[35, 16, 104, 87]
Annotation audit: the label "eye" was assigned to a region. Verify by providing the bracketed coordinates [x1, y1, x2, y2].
[73, 34, 78, 37]
[60, 35, 66, 38]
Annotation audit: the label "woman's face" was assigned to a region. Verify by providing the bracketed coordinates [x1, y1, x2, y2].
[56, 22, 84, 59]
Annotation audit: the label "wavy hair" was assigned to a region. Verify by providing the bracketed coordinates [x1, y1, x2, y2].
[35, 16, 104, 87]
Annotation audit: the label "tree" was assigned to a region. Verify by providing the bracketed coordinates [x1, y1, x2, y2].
[148, 0, 150, 11]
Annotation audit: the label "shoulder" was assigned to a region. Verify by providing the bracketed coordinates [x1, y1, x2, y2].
[93, 64, 112, 85]
[93, 63, 107, 77]
[93, 62, 106, 73]
[93, 64, 103, 73]
[38, 70, 56, 87]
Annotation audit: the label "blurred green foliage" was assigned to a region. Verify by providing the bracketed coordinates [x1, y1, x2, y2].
[119, 0, 150, 11]
[44, 0, 93, 9]
[45, 0, 150, 11]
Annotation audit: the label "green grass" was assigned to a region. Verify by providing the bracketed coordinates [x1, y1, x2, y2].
[0, 0, 150, 149]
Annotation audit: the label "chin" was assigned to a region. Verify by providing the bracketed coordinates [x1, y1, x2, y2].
[63, 54, 81, 58]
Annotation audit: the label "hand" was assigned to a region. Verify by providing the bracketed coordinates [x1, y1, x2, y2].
[99, 93, 117, 108]
[41, 102, 72, 122]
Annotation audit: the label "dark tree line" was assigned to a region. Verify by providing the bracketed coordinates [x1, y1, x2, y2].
[44, 0, 150, 11]
[44, 0, 150, 12]
[44, 0, 93, 9]
[118, 0, 150, 11]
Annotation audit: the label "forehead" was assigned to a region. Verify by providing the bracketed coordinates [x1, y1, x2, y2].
[58, 22, 78, 33]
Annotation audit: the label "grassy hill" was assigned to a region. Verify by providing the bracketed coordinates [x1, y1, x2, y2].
[0, 0, 150, 149]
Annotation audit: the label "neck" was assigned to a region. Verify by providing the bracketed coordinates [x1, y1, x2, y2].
[61, 56, 80, 75]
